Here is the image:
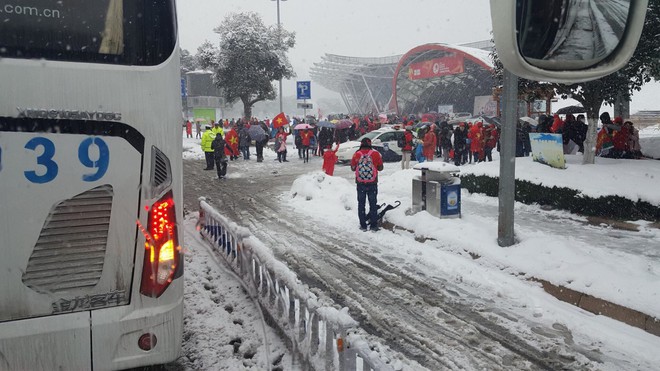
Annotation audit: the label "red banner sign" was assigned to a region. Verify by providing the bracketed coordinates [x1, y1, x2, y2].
[408, 55, 465, 80]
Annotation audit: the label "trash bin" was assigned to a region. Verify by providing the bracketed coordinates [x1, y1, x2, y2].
[412, 162, 461, 218]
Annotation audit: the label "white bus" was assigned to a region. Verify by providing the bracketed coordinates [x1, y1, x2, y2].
[0, 1, 184, 369]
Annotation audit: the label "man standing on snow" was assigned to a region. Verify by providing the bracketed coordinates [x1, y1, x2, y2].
[201, 124, 216, 170]
[350, 138, 384, 231]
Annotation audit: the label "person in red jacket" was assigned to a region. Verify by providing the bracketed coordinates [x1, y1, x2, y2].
[484, 124, 499, 161]
[185, 120, 193, 138]
[468, 122, 485, 162]
[350, 138, 384, 231]
[550, 114, 564, 134]
[322, 142, 340, 175]
[401, 126, 415, 169]
[299, 128, 314, 163]
[610, 116, 630, 158]
[423, 125, 437, 161]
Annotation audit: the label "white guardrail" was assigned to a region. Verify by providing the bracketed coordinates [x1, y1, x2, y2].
[197, 198, 394, 371]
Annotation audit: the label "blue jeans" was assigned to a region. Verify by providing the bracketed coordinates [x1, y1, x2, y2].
[357, 183, 378, 229]
[240, 146, 250, 159]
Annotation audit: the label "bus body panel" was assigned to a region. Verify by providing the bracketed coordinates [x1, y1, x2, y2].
[90, 281, 183, 370]
[0, 131, 141, 322]
[0, 20, 184, 370]
[0, 311, 91, 370]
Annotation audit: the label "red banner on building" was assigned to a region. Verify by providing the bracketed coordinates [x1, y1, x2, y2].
[408, 55, 465, 80]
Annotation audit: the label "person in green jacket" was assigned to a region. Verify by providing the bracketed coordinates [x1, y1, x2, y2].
[201, 124, 216, 170]
[212, 120, 224, 136]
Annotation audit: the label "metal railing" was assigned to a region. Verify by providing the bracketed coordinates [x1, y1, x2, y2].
[197, 198, 393, 371]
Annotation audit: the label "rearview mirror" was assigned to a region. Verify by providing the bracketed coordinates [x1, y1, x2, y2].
[491, 0, 648, 83]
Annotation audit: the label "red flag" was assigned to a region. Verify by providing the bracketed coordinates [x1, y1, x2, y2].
[272, 112, 289, 128]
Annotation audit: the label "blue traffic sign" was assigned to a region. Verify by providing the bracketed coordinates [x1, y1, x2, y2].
[297, 81, 311, 100]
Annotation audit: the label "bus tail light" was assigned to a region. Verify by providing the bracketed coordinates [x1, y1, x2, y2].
[138, 333, 158, 351]
[140, 191, 181, 298]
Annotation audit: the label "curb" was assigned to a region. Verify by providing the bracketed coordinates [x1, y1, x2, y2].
[383, 222, 660, 338]
[534, 279, 660, 337]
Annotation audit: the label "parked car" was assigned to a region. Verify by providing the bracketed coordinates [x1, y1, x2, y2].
[336, 127, 406, 163]
[452, 112, 472, 120]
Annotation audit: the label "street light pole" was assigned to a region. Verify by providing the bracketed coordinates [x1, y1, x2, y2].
[272, 0, 287, 114]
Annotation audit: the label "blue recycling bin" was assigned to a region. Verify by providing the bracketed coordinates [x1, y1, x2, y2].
[440, 180, 461, 217]
[412, 162, 461, 219]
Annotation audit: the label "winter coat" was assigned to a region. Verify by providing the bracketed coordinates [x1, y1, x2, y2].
[201, 129, 216, 152]
[402, 130, 414, 152]
[212, 125, 224, 137]
[300, 130, 313, 146]
[318, 128, 333, 148]
[422, 130, 436, 161]
[550, 114, 564, 134]
[453, 127, 467, 153]
[612, 125, 630, 151]
[440, 125, 453, 149]
[275, 132, 288, 153]
[468, 124, 484, 153]
[484, 126, 499, 149]
[563, 116, 581, 145]
[322, 144, 339, 176]
[211, 135, 227, 161]
[238, 127, 251, 147]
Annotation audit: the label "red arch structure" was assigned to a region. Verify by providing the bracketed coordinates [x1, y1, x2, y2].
[391, 43, 494, 116]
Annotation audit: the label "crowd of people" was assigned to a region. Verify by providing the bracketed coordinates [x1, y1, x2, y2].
[184, 111, 646, 233]
[184, 110, 646, 180]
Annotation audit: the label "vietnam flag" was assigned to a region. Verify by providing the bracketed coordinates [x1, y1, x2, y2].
[272, 112, 289, 128]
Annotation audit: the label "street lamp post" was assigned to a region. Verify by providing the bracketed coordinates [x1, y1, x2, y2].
[272, 0, 287, 114]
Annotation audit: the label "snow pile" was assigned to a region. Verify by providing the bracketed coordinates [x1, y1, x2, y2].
[288, 164, 660, 316]
[640, 124, 660, 159]
[464, 154, 660, 204]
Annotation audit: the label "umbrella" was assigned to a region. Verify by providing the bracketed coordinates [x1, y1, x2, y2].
[247, 125, 267, 141]
[414, 122, 430, 129]
[481, 115, 501, 126]
[317, 120, 335, 128]
[335, 119, 353, 129]
[556, 105, 585, 115]
[194, 118, 208, 122]
[519, 116, 538, 126]
[294, 123, 313, 130]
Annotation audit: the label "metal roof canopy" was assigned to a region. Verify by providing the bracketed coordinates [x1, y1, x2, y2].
[311, 43, 494, 116]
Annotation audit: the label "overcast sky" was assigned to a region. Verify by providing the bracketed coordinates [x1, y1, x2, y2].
[176, 0, 659, 113]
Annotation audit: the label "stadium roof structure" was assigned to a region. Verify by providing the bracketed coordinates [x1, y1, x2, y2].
[311, 42, 495, 116]
[310, 54, 402, 115]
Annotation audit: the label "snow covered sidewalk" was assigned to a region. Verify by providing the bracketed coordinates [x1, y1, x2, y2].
[288, 153, 660, 336]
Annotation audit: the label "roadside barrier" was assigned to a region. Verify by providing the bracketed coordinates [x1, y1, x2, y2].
[197, 198, 393, 371]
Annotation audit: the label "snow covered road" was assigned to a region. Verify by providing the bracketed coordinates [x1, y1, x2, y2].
[179, 151, 659, 370]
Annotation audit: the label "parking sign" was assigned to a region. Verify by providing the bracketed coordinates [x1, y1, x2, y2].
[297, 81, 311, 100]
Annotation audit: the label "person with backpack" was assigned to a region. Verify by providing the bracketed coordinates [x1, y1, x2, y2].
[350, 138, 384, 232]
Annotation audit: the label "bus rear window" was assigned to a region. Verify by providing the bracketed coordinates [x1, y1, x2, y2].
[0, 0, 176, 65]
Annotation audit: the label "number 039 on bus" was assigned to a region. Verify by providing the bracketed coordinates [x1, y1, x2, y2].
[0, 1, 184, 370]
